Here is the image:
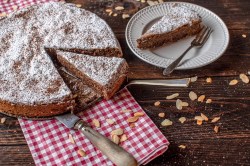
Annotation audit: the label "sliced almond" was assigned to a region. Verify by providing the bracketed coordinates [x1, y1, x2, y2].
[189, 91, 197, 101]
[105, 9, 112, 13]
[147, 0, 155, 6]
[190, 76, 198, 82]
[130, 123, 135, 128]
[201, 113, 208, 121]
[181, 101, 189, 107]
[120, 134, 128, 142]
[121, 109, 131, 113]
[75, 4, 82, 8]
[229, 79, 238, 85]
[113, 13, 118, 17]
[166, 93, 179, 100]
[122, 13, 130, 19]
[206, 77, 212, 83]
[115, 6, 124, 11]
[0, 117, 6, 124]
[111, 128, 123, 136]
[211, 117, 220, 123]
[154, 101, 160, 106]
[179, 117, 186, 124]
[206, 99, 212, 103]
[161, 119, 173, 126]
[127, 116, 139, 123]
[92, 119, 100, 128]
[158, 112, 165, 118]
[197, 120, 203, 125]
[68, 134, 75, 144]
[242, 34, 247, 38]
[176, 99, 182, 110]
[240, 73, 249, 83]
[179, 145, 186, 149]
[112, 135, 120, 144]
[198, 95, 205, 102]
[141, 0, 146, 3]
[158, 0, 164, 3]
[134, 112, 144, 117]
[214, 126, 219, 133]
[106, 119, 115, 125]
[108, 11, 113, 16]
[195, 116, 204, 121]
[78, 149, 86, 157]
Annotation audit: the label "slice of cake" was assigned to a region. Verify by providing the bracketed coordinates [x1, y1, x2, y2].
[137, 4, 202, 49]
[56, 51, 128, 99]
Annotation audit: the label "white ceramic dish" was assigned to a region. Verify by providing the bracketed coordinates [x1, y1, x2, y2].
[125, 2, 230, 69]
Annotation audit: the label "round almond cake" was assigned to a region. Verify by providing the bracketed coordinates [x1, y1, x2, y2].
[0, 2, 123, 118]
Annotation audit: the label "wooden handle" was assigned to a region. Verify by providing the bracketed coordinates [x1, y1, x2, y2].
[74, 120, 138, 166]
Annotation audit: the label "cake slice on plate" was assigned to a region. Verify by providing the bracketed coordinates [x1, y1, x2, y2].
[137, 4, 202, 49]
[56, 51, 128, 99]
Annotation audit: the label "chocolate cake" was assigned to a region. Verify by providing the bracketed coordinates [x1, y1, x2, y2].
[0, 2, 123, 118]
[137, 4, 202, 49]
[56, 51, 128, 100]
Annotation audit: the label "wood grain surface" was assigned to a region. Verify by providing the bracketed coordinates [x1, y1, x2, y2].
[0, 0, 250, 165]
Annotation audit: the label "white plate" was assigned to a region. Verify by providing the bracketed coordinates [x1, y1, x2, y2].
[125, 2, 230, 69]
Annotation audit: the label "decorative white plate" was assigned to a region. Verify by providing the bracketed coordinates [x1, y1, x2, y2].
[125, 2, 230, 69]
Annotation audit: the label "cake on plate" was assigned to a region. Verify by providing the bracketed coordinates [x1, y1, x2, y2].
[56, 51, 128, 100]
[137, 4, 202, 49]
[0, 2, 124, 118]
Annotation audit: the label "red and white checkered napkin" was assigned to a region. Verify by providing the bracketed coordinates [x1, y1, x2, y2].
[0, 0, 61, 14]
[19, 88, 169, 165]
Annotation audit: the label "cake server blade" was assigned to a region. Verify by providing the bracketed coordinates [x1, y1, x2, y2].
[55, 114, 137, 166]
[128, 78, 190, 87]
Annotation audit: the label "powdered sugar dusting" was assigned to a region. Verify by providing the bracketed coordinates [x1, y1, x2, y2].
[0, 2, 120, 105]
[57, 51, 127, 88]
[145, 4, 201, 35]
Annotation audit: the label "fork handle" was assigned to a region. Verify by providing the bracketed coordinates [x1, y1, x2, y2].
[163, 45, 193, 75]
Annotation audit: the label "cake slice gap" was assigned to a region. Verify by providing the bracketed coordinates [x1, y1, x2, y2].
[137, 4, 202, 49]
[56, 51, 128, 100]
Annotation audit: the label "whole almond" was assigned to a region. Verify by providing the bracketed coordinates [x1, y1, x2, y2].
[166, 93, 179, 100]
[240, 73, 249, 83]
[134, 112, 144, 117]
[111, 128, 123, 136]
[127, 116, 139, 123]
[189, 91, 197, 101]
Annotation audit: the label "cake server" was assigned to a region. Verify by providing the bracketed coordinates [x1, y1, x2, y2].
[55, 114, 138, 166]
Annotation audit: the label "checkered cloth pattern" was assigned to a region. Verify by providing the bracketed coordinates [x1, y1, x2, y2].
[19, 88, 169, 165]
[0, 0, 61, 14]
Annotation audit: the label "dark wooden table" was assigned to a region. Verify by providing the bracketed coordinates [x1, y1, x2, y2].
[1, 0, 250, 165]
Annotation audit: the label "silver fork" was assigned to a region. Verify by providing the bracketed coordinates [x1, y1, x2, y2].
[163, 27, 213, 76]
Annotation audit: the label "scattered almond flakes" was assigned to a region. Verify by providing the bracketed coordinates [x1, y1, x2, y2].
[206, 98, 212, 103]
[106, 119, 115, 125]
[75, 4, 82, 8]
[179, 117, 186, 124]
[121, 109, 131, 113]
[229, 79, 238, 85]
[158, 0, 164, 3]
[166, 93, 179, 100]
[147, 0, 155, 6]
[239, 73, 249, 83]
[189, 91, 197, 101]
[0, 12, 7, 17]
[130, 123, 135, 128]
[214, 126, 219, 133]
[176, 99, 182, 110]
[112, 134, 120, 144]
[211, 117, 220, 123]
[12, 5, 18, 11]
[190, 76, 198, 82]
[68, 134, 75, 144]
[198, 95, 205, 102]
[127, 116, 139, 123]
[206, 77, 212, 83]
[120, 134, 128, 142]
[122, 13, 130, 19]
[201, 113, 209, 121]
[78, 149, 86, 157]
[1, 117, 6, 124]
[181, 101, 189, 107]
[115, 6, 124, 11]
[158, 112, 165, 118]
[92, 119, 100, 128]
[113, 13, 118, 17]
[179, 145, 186, 149]
[134, 112, 144, 117]
[161, 119, 173, 126]
[242, 34, 247, 38]
[111, 128, 123, 136]
[154, 101, 161, 106]
[197, 120, 203, 125]
[195, 116, 204, 121]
